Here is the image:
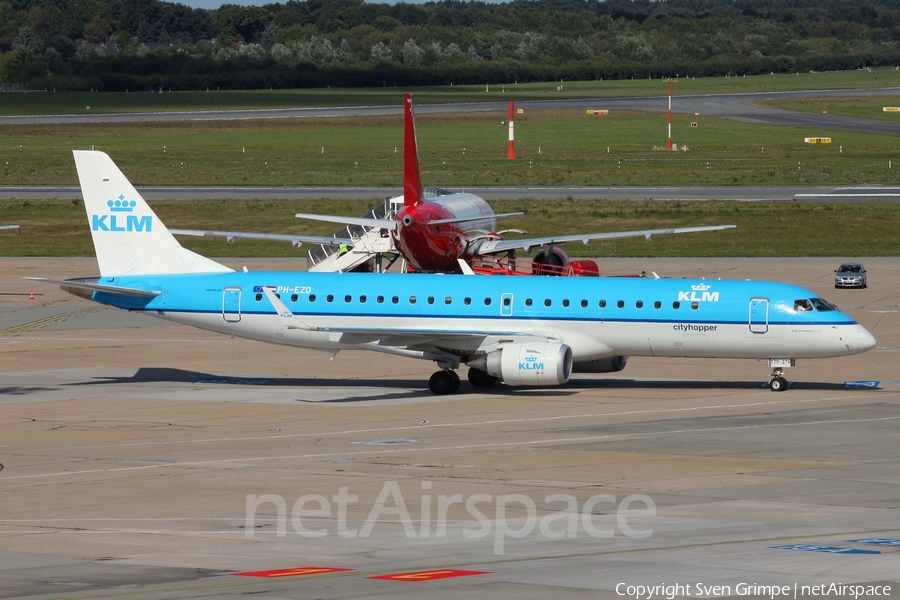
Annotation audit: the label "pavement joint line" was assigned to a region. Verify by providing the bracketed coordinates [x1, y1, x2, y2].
[34, 391, 900, 454]
[5, 410, 900, 481]
[0, 305, 109, 335]
[872, 299, 900, 333]
[37, 527, 900, 600]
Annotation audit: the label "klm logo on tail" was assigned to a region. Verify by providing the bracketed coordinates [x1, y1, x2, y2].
[91, 195, 152, 232]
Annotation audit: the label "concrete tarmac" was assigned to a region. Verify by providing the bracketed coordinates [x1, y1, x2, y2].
[1, 257, 899, 599]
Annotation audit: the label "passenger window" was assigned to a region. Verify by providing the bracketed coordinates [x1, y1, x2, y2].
[409, 296, 417, 305]
[392, 296, 399, 304]
[599, 300, 607, 308]
[255, 293, 262, 302]
[525, 298, 533, 307]
[309, 294, 316, 303]
[376, 296, 384, 304]
[446, 297, 453, 305]
[427, 297, 434, 305]
[617, 300, 624, 308]
[562, 299, 569, 307]
[654, 301, 661, 309]
[359, 295, 367, 304]
[635, 301, 643, 309]
[291, 294, 298, 302]
[581, 299, 588, 308]
[672, 301, 680, 309]
[344, 295, 351, 303]
[326, 294, 334, 303]
[544, 299, 552, 307]
[691, 302, 699, 310]
[484, 298, 492, 306]
[464, 297, 471, 305]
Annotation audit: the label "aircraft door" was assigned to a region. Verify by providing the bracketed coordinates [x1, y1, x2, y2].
[500, 293, 514, 317]
[749, 298, 768, 333]
[223, 287, 241, 323]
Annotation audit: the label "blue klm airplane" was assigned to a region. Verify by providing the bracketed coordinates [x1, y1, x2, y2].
[30, 151, 876, 394]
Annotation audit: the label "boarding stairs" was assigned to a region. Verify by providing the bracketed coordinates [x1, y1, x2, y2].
[307, 197, 400, 273]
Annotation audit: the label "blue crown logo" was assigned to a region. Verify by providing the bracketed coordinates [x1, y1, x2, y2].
[525, 355, 537, 362]
[108, 195, 136, 213]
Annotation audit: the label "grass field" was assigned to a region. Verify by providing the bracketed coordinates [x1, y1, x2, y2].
[2, 109, 899, 187]
[1, 198, 897, 259]
[758, 95, 900, 122]
[1, 69, 898, 116]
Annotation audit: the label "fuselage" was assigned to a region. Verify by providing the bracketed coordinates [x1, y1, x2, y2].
[394, 194, 496, 272]
[90, 271, 876, 363]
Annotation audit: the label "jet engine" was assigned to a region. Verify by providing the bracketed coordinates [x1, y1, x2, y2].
[573, 356, 628, 373]
[532, 246, 569, 276]
[467, 342, 573, 386]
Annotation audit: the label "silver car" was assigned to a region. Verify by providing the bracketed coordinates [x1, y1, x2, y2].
[834, 263, 867, 288]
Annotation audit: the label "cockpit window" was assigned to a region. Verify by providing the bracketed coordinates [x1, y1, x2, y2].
[793, 299, 813, 312]
[810, 298, 838, 312]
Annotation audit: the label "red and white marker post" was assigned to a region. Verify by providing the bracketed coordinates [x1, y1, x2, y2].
[507, 100, 516, 159]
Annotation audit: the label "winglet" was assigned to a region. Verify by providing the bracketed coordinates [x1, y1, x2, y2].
[261, 286, 318, 331]
[403, 93, 424, 208]
[457, 259, 475, 275]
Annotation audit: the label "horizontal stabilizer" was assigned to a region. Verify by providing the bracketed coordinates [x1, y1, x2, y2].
[24, 277, 161, 298]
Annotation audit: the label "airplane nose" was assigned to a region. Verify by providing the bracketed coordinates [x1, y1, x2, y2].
[402, 214, 414, 227]
[846, 325, 877, 353]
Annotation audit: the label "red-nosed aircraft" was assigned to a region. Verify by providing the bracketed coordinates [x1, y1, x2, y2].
[174, 94, 734, 274]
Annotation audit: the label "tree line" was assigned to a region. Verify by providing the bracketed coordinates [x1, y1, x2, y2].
[2, 0, 900, 90]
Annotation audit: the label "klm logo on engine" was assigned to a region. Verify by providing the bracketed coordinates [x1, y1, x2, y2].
[91, 196, 152, 232]
[519, 355, 544, 371]
[678, 283, 719, 303]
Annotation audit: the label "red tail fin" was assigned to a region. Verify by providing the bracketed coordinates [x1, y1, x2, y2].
[403, 93, 423, 208]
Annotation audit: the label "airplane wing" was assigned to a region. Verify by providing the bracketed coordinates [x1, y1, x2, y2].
[472, 225, 737, 254]
[295, 213, 398, 230]
[170, 229, 348, 247]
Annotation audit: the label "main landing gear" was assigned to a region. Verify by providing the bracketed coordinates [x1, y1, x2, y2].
[428, 368, 499, 394]
[429, 370, 460, 395]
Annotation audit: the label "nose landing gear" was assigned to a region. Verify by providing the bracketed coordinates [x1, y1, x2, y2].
[767, 358, 795, 392]
[769, 371, 788, 392]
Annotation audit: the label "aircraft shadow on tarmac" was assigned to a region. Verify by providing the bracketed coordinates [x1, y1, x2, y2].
[0, 386, 58, 397]
[60, 367, 871, 403]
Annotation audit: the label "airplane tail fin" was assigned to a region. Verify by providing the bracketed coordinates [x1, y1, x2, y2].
[73, 150, 232, 277]
[403, 92, 424, 208]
